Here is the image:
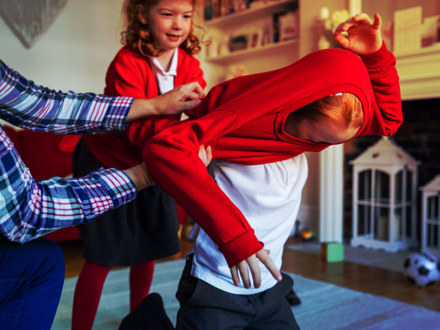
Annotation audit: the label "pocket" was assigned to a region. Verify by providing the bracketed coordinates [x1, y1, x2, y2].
[176, 255, 201, 307]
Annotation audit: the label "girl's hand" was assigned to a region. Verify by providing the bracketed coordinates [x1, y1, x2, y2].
[229, 249, 282, 289]
[334, 13, 382, 55]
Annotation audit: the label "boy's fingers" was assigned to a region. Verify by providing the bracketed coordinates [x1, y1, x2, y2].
[333, 31, 349, 48]
[238, 261, 251, 288]
[335, 21, 351, 33]
[372, 13, 381, 30]
[352, 13, 372, 24]
[247, 256, 261, 288]
[206, 145, 212, 163]
[257, 249, 282, 282]
[198, 144, 212, 166]
[230, 266, 240, 286]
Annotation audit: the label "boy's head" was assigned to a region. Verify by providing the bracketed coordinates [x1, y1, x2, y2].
[122, 0, 200, 57]
[285, 92, 364, 144]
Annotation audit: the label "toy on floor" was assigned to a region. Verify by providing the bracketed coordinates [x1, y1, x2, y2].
[403, 250, 440, 287]
[300, 229, 316, 242]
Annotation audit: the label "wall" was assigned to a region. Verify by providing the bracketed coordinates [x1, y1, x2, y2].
[0, 0, 125, 94]
[362, 0, 439, 22]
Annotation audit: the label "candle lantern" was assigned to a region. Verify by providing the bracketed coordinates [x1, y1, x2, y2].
[421, 175, 440, 255]
[350, 137, 419, 251]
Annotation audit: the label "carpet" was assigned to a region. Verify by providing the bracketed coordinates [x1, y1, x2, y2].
[287, 242, 410, 273]
[52, 259, 440, 330]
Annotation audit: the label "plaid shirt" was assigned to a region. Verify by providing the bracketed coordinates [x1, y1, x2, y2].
[0, 59, 137, 243]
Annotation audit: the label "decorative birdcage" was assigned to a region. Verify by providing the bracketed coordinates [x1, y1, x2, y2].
[350, 137, 420, 251]
[421, 174, 440, 256]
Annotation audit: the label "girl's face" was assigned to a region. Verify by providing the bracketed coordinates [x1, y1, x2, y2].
[148, 0, 193, 52]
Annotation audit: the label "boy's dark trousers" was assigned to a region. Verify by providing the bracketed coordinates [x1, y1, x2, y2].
[176, 255, 300, 330]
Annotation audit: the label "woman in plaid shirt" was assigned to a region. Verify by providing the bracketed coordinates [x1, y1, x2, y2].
[0, 59, 203, 330]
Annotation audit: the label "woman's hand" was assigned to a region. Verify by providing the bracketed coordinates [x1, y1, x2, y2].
[334, 13, 382, 55]
[127, 81, 205, 121]
[123, 163, 153, 191]
[126, 144, 211, 191]
[152, 81, 205, 115]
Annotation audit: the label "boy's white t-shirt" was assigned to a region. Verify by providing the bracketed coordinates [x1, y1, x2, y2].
[191, 154, 308, 295]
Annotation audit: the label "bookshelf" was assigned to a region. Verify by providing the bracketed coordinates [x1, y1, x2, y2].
[201, 0, 299, 85]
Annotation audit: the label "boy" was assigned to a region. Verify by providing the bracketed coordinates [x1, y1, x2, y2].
[135, 12, 401, 329]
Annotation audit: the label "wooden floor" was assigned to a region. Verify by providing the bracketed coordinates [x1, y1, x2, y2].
[60, 237, 440, 313]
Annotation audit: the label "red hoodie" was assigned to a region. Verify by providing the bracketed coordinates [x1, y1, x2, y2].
[83, 46, 206, 169]
[143, 43, 402, 267]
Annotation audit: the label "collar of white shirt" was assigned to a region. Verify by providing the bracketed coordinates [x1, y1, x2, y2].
[149, 49, 178, 77]
[149, 49, 178, 95]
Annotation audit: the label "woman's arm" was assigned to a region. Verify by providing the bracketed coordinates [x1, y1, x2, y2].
[0, 60, 202, 134]
[0, 127, 138, 243]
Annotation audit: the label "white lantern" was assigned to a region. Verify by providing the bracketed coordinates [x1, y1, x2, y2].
[350, 137, 419, 251]
[421, 175, 440, 256]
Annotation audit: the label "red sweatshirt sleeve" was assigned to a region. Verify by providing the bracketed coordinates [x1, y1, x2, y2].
[359, 42, 403, 136]
[143, 109, 264, 267]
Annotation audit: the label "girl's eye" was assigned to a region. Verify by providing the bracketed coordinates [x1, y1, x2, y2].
[160, 12, 172, 17]
[184, 15, 192, 19]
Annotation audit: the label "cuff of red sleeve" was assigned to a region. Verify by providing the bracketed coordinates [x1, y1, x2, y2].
[218, 229, 265, 267]
[94, 168, 137, 209]
[360, 41, 394, 67]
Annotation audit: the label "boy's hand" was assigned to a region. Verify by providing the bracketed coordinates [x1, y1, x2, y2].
[230, 249, 282, 289]
[198, 144, 212, 167]
[334, 13, 382, 55]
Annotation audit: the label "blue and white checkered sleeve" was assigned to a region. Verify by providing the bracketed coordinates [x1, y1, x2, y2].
[0, 59, 133, 134]
[0, 127, 137, 243]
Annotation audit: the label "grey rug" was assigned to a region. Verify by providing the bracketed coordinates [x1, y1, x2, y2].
[287, 242, 410, 273]
[52, 258, 440, 330]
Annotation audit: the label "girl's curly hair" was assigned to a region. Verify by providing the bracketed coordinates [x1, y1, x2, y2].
[121, 0, 201, 57]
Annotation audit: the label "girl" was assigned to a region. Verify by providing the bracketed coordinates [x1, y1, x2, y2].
[71, 1, 206, 329]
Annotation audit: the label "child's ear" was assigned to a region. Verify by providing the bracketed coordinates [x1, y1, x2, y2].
[135, 4, 148, 24]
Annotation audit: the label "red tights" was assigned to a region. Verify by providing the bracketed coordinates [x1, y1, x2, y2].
[71, 260, 155, 330]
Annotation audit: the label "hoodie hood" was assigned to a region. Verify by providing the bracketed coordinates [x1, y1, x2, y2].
[197, 48, 374, 137]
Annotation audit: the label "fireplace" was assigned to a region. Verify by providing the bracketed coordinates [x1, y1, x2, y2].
[343, 97, 440, 245]
[316, 44, 440, 245]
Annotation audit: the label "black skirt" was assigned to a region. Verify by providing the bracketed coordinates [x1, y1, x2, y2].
[73, 139, 180, 267]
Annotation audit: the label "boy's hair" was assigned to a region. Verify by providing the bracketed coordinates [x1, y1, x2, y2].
[121, 0, 201, 57]
[293, 92, 364, 129]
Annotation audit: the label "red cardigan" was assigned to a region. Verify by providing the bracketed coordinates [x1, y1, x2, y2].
[143, 43, 403, 267]
[83, 46, 206, 169]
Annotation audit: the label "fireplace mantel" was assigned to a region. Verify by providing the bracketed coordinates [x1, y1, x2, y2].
[395, 43, 440, 101]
